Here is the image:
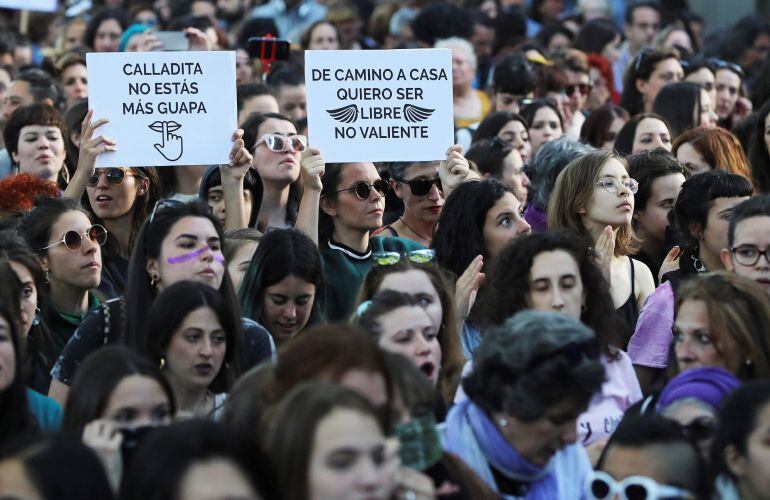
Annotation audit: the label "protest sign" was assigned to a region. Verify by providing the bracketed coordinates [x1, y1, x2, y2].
[304, 49, 453, 163]
[87, 51, 237, 168]
[0, 0, 56, 12]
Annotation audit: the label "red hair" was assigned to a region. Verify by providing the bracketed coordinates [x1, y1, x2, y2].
[0, 174, 60, 213]
[587, 53, 619, 105]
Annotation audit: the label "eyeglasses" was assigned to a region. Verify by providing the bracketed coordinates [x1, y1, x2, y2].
[373, 249, 436, 266]
[679, 416, 716, 442]
[596, 177, 639, 195]
[564, 83, 592, 97]
[586, 471, 692, 500]
[730, 245, 770, 266]
[397, 177, 443, 196]
[255, 133, 307, 153]
[149, 199, 186, 224]
[41, 224, 108, 251]
[525, 339, 600, 373]
[707, 58, 745, 79]
[86, 168, 135, 187]
[336, 179, 389, 200]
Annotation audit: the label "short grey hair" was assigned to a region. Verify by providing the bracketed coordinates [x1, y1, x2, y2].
[463, 310, 605, 421]
[435, 37, 477, 72]
[529, 138, 595, 211]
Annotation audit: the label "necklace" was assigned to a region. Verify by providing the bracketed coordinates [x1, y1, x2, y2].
[399, 217, 432, 244]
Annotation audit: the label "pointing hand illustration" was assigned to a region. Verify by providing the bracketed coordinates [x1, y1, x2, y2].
[149, 120, 183, 162]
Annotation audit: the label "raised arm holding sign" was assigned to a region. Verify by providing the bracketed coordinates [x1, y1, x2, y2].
[86, 51, 237, 168]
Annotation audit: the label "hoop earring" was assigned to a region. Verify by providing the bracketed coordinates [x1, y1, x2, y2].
[32, 307, 40, 326]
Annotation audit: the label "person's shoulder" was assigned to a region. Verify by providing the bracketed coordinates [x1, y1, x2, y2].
[26, 389, 63, 431]
[371, 236, 426, 252]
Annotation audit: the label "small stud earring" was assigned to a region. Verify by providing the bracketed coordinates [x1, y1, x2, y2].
[498, 418, 509, 428]
[159, 357, 165, 369]
[150, 273, 160, 289]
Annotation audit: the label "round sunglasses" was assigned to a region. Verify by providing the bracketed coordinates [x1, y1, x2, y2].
[336, 179, 389, 200]
[398, 177, 443, 196]
[41, 224, 108, 251]
[86, 168, 135, 187]
[256, 133, 308, 153]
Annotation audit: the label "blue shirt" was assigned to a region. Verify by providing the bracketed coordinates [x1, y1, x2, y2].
[27, 389, 63, 431]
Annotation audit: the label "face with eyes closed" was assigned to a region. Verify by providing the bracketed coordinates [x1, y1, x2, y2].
[482, 192, 532, 260]
[101, 374, 172, 429]
[674, 298, 742, 375]
[375, 305, 442, 386]
[631, 117, 672, 154]
[147, 216, 225, 291]
[308, 408, 395, 500]
[227, 240, 258, 293]
[377, 269, 443, 330]
[261, 274, 317, 344]
[526, 250, 584, 319]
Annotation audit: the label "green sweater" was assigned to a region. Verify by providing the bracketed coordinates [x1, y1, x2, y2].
[321, 236, 425, 322]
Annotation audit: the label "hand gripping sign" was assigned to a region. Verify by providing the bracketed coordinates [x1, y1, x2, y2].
[87, 51, 237, 168]
[304, 49, 454, 163]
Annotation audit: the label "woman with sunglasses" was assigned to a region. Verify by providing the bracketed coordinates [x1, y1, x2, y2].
[241, 112, 305, 231]
[548, 150, 656, 347]
[239, 228, 324, 346]
[296, 148, 426, 322]
[20, 196, 106, 367]
[64, 111, 159, 297]
[47, 199, 274, 406]
[712, 59, 752, 130]
[620, 49, 683, 116]
[373, 161, 444, 247]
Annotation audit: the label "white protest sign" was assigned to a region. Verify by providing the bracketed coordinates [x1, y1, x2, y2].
[0, 0, 56, 12]
[305, 49, 453, 163]
[87, 51, 236, 168]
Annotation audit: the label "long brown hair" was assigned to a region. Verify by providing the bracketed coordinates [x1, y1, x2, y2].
[675, 272, 770, 380]
[547, 150, 640, 256]
[358, 260, 464, 403]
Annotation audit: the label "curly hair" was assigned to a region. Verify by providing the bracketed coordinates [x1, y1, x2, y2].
[474, 230, 623, 354]
[0, 174, 60, 213]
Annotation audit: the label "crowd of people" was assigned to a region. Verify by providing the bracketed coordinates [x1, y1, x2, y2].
[4, 0, 770, 498]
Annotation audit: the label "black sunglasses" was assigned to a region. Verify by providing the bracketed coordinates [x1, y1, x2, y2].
[86, 168, 134, 187]
[707, 58, 745, 79]
[398, 177, 442, 196]
[564, 83, 592, 97]
[336, 179, 389, 200]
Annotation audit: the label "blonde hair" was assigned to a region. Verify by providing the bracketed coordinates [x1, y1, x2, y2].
[547, 150, 639, 256]
[676, 272, 770, 380]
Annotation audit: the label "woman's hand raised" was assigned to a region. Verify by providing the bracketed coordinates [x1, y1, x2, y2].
[301, 147, 325, 192]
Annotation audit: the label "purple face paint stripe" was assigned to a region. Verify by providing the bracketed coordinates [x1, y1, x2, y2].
[167, 246, 223, 264]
